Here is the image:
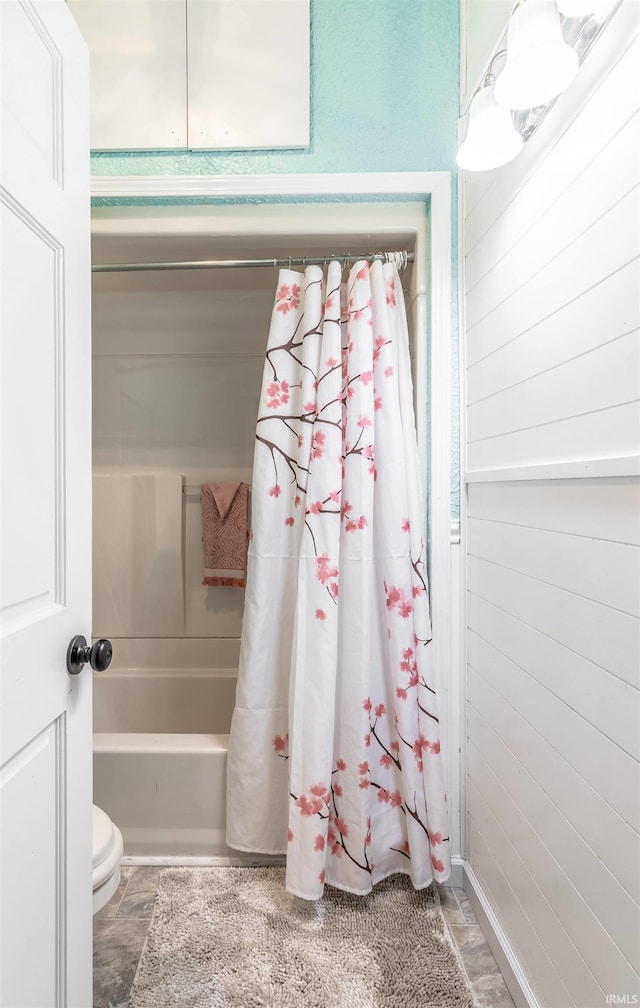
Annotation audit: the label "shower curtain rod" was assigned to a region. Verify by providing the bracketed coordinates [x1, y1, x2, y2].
[91, 250, 414, 273]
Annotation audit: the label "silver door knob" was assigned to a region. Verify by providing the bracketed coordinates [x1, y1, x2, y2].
[66, 635, 112, 675]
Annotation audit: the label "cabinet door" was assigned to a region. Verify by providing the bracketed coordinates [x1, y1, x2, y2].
[186, 0, 309, 150]
[68, 0, 187, 151]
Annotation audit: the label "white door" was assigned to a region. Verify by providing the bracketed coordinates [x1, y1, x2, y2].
[0, 2, 92, 1006]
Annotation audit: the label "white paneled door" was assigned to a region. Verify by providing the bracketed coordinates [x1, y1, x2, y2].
[0, 2, 92, 1006]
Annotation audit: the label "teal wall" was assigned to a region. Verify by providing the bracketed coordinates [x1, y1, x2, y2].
[90, 0, 460, 514]
[91, 0, 459, 177]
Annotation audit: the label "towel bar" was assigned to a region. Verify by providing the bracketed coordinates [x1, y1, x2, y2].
[183, 485, 252, 496]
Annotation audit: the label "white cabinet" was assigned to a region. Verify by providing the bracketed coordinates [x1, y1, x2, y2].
[68, 0, 309, 152]
[187, 1, 309, 150]
[69, 0, 188, 151]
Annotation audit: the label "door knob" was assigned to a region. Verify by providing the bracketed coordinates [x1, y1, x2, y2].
[66, 635, 113, 675]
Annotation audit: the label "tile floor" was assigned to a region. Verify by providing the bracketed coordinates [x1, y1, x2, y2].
[94, 866, 516, 1008]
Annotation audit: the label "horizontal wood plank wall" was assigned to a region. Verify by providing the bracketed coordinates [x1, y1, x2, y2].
[462, 4, 640, 1006]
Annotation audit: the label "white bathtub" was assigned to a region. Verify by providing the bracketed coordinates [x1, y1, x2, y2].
[93, 642, 242, 858]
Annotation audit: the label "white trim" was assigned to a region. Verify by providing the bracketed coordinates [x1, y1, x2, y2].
[423, 175, 454, 868]
[91, 171, 456, 857]
[90, 170, 452, 201]
[465, 455, 640, 483]
[123, 854, 467, 887]
[458, 157, 469, 868]
[414, 292, 428, 507]
[447, 855, 465, 890]
[462, 860, 542, 1008]
[121, 854, 286, 867]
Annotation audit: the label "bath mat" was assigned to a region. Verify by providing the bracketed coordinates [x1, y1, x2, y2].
[129, 867, 475, 1008]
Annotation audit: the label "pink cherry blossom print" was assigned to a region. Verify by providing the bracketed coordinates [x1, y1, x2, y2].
[265, 378, 290, 409]
[226, 259, 450, 900]
[309, 782, 328, 798]
[276, 283, 301, 314]
[334, 816, 349, 837]
[311, 430, 326, 460]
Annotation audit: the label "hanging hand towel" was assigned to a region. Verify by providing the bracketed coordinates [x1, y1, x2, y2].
[201, 481, 249, 587]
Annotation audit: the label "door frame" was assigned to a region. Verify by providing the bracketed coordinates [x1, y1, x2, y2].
[90, 171, 461, 870]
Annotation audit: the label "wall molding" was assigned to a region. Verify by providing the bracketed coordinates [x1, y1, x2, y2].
[466, 455, 640, 483]
[462, 860, 541, 1008]
[90, 170, 452, 201]
[91, 170, 458, 854]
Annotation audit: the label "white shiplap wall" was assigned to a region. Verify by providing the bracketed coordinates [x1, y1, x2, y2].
[462, 3, 640, 1006]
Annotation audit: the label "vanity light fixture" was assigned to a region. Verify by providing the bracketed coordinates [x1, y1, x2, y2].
[456, 64, 523, 171]
[494, 0, 579, 110]
[457, 0, 621, 171]
[555, 0, 600, 15]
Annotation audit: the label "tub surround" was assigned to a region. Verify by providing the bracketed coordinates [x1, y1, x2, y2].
[93, 639, 239, 858]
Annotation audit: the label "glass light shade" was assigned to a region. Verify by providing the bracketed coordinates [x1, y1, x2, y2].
[494, 0, 579, 110]
[456, 85, 523, 172]
[556, 0, 614, 14]
[555, 0, 596, 14]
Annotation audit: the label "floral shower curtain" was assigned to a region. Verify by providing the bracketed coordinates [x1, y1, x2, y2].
[226, 259, 450, 900]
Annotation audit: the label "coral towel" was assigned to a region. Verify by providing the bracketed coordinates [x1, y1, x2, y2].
[201, 481, 249, 587]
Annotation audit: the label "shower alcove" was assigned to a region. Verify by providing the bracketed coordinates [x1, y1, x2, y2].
[90, 190, 456, 865]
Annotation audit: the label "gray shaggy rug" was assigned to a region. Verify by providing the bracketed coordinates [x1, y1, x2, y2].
[129, 867, 475, 1008]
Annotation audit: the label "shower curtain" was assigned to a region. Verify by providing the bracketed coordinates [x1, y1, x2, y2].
[226, 259, 450, 900]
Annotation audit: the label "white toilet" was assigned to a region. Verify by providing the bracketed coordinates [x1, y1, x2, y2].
[92, 804, 124, 914]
